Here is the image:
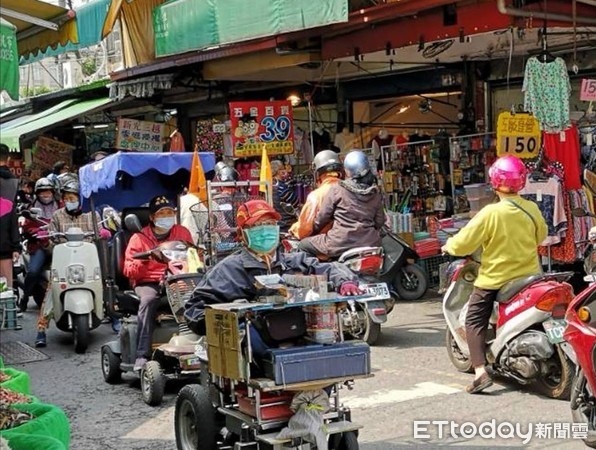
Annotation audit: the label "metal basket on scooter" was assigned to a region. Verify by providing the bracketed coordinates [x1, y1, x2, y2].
[164, 274, 203, 328]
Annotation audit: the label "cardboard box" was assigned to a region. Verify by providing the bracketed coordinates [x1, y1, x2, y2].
[205, 308, 246, 380]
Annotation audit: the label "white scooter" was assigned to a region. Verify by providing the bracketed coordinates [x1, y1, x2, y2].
[48, 227, 104, 353]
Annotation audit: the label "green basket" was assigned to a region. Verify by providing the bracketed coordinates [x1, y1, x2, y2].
[0, 368, 31, 395]
[0, 402, 70, 448]
[4, 433, 67, 450]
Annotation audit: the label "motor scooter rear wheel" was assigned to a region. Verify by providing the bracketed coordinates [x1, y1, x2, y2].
[446, 328, 473, 373]
[534, 345, 573, 400]
[571, 369, 596, 448]
[393, 264, 428, 301]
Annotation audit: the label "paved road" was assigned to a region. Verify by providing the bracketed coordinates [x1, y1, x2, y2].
[2, 293, 586, 449]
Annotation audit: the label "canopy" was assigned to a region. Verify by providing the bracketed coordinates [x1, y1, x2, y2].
[0, 97, 111, 149]
[0, 18, 19, 100]
[1, 0, 79, 57]
[79, 151, 216, 210]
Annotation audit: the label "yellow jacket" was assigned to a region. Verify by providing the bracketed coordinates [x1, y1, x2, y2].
[444, 195, 548, 290]
[289, 175, 340, 239]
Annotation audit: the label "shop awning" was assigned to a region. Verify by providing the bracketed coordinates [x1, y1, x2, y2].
[0, 97, 111, 149]
[0, 18, 19, 100]
[21, 0, 110, 64]
[1, 0, 79, 57]
[0, 99, 76, 131]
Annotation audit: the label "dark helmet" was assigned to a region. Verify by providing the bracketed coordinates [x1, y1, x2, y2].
[312, 150, 342, 179]
[34, 177, 55, 193]
[343, 150, 371, 179]
[61, 179, 80, 195]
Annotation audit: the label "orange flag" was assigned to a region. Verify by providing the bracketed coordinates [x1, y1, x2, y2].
[188, 145, 207, 203]
[259, 145, 272, 195]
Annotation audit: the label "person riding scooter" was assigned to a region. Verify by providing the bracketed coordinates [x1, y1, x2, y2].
[123, 195, 193, 371]
[271, 160, 299, 233]
[20, 178, 60, 312]
[184, 199, 361, 335]
[299, 150, 384, 259]
[289, 150, 343, 239]
[441, 155, 548, 394]
[35, 179, 110, 347]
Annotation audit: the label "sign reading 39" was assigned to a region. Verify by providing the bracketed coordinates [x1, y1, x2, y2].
[496, 112, 541, 159]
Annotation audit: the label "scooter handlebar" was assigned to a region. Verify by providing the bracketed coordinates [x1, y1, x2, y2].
[132, 251, 152, 260]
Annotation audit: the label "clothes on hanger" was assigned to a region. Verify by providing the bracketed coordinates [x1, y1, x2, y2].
[370, 131, 396, 170]
[334, 128, 356, 155]
[569, 189, 593, 259]
[542, 124, 582, 190]
[538, 194, 576, 264]
[522, 56, 571, 133]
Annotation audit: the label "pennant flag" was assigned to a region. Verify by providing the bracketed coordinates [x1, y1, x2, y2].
[188, 145, 207, 203]
[259, 145, 272, 195]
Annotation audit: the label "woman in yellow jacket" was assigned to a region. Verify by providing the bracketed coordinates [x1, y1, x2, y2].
[443, 155, 548, 394]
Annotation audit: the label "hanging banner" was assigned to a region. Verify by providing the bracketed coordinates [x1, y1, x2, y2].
[33, 137, 74, 173]
[0, 18, 18, 101]
[496, 112, 541, 159]
[229, 100, 294, 157]
[115, 118, 164, 152]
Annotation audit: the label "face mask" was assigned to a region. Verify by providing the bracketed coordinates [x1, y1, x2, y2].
[65, 201, 79, 212]
[154, 217, 175, 232]
[38, 195, 53, 204]
[244, 225, 280, 254]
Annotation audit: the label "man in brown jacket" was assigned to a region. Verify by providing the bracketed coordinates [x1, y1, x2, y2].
[299, 150, 384, 259]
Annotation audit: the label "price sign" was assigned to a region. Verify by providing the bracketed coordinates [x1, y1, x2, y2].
[496, 112, 541, 159]
[580, 79, 596, 102]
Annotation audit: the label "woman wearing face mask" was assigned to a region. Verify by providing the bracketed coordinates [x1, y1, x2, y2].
[123, 195, 192, 371]
[20, 178, 60, 312]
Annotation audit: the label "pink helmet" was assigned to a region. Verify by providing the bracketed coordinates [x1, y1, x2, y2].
[488, 155, 527, 193]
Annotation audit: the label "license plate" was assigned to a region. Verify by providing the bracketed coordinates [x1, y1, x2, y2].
[359, 282, 391, 300]
[182, 356, 200, 369]
[543, 318, 567, 344]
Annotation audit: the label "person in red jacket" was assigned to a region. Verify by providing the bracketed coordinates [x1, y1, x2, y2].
[124, 195, 192, 371]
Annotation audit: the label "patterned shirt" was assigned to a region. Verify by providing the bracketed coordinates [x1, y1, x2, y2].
[49, 208, 101, 243]
[523, 57, 571, 133]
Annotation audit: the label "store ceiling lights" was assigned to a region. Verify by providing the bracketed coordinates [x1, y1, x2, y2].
[93, 124, 109, 129]
[287, 94, 301, 107]
[72, 124, 85, 129]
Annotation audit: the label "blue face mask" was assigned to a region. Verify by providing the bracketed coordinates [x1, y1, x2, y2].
[154, 217, 175, 232]
[65, 201, 79, 212]
[244, 225, 280, 254]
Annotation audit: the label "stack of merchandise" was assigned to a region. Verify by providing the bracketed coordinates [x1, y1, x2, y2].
[414, 238, 442, 258]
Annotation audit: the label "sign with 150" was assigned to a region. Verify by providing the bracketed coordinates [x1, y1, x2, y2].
[496, 112, 541, 159]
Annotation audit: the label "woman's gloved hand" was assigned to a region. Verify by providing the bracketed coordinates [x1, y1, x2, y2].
[339, 281, 363, 296]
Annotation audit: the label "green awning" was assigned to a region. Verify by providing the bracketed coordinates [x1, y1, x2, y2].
[0, 18, 19, 100]
[0, 97, 112, 149]
[0, 100, 76, 131]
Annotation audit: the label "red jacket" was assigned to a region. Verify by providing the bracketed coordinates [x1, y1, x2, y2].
[123, 224, 193, 286]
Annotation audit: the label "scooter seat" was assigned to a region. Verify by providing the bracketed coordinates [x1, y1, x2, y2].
[338, 247, 382, 263]
[496, 274, 545, 303]
[115, 290, 141, 315]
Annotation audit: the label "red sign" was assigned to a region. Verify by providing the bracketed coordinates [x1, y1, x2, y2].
[580, 79, 596, 102]
[229, 101, 294, 157]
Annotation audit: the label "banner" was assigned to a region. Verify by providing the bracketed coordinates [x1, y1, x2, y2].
[0, 18, 18, 101]
[230, 100, 294, 157]
[496, 112, 541, 159]
[33, 137, 74, 173]
[115, 118, 164, 152]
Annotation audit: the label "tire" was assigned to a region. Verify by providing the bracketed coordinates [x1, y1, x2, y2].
[332, 431, 359, 450]
[393, 264, 428, 301]
[571, 370, 596, 449]
[445, 327, 473, 373]
[175, 384, 217, 450]
[343, 305, 381, 346]
[72, 314, 90, 354]
[101, 346, 122, 384]
[534, 345, 573, 400]
[141, 360, 166, 406]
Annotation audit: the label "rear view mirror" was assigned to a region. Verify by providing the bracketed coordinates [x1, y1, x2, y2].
[124, 214, 143, 233]
[30, 207, 42, 216]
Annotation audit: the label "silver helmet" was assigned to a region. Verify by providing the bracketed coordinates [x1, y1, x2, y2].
[214, 163, 239, 182]
[34, 177, 55, 193]
[312, 150, 342, 179]
[343, 150, 371, 179]
[61, 179, 80, 195]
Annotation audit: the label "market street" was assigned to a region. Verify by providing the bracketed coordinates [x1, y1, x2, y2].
[2, 292, 584, 450]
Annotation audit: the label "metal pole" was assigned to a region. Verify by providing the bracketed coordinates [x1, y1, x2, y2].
[308, 100, 315, 161]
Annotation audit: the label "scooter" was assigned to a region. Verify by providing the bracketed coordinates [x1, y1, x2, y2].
[442, 226, 576, 399]
[48, 227, 104, 353]
[565, 209, 596, 448]
[101, 214, 204, 406]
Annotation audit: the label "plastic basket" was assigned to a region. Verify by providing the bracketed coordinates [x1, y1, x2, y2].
[165, 274, 204, 324]
[419, 255, 450, 288]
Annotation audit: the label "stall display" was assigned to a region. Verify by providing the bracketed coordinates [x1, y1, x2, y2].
[449, 133, 497, 213]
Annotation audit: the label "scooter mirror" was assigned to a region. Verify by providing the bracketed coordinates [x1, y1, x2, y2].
[30, 207, 42, 216]
[571, 208, 588, 218]
[124, 214, 143, 232]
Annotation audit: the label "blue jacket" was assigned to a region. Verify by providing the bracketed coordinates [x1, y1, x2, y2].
[184, 247, 356, 323]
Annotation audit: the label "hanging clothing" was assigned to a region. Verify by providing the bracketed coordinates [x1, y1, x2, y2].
[542, 124, 582, 190]
[538, 193, 576, 264]
[370, 134, 395, 170]
[522, 56, 571, 133]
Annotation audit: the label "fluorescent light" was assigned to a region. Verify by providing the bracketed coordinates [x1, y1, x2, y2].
[72, 124, 85, 129]
[93, 124, 109, 129]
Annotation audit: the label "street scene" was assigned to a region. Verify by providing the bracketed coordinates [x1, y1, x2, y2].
[0, 1, 596, 450]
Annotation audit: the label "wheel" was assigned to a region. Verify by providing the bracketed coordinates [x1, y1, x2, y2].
[72, 314, 90, 354]
[343, 305, 381, 346]
[393, 264, 428, 301]
[175, 384, 218, 450]
[571, 370, 596, 448]
[445, 327, 473, 373]
[331, 431, 359, 450]
[101, 346, 122, 384]
[361, 312, 381, 346]
[141, 360, 166, 406]
[534, 345, 573, 400]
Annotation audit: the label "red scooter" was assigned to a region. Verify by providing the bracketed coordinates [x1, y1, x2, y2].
[565, 209, 596, 448]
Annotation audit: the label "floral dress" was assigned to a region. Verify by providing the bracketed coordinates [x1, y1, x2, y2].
[522, 57, 571, 133]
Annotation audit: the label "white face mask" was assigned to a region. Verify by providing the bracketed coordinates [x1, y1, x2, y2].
[65, 201, 79, 212]
[154, 217, 175, 232]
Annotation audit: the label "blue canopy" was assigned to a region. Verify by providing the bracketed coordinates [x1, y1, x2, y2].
[79, 151, 215, 210]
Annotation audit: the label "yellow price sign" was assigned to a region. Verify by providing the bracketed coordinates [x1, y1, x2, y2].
[496, 112, 541, 159]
